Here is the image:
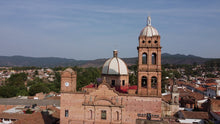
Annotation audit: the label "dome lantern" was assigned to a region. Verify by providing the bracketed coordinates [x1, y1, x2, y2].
[113, 50, 118, 58]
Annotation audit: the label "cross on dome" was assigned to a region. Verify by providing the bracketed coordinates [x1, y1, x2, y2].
[147, 16, 151, 26]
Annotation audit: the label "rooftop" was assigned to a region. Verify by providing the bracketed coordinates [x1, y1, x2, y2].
[180, 110, 209, 119]
[0, 98, 60, 106]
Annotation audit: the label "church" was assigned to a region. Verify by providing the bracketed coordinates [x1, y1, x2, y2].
[60, 16, 162, 124]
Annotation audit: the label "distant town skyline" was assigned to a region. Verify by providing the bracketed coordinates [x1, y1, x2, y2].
[0, 0, 220, 60]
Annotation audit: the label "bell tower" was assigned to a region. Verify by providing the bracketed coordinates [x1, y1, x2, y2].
[137, 16, 162, 96]
[171, 78, 179, 104]
[61, 68, 77, 93]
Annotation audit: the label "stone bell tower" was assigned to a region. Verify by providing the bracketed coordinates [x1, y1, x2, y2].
[137, 16, 162, 96]
[171, 78, 179, 104]
[61, 68, 77, 93]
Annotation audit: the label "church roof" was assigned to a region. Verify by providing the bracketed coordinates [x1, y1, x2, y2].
[139, 16, 159, 37]
[64, 68, 75, 73]
[102, 50, 128, 75]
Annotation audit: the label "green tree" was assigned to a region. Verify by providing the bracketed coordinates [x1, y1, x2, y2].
[128, 65, 137, 85]
[16, 89, 29, 96]
[0, 85, 19, 98]
[7, 73, 27, 87]
[206, 73, 216, 78]
[75, 67, 101, 90]
[173, 70, 181, 79]
[29, 83, 50, 96]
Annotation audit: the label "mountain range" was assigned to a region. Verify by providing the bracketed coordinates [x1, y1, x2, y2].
[0, 53, 213, 67]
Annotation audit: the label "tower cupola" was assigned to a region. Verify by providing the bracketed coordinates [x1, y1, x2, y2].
[139, 16, 159, 37]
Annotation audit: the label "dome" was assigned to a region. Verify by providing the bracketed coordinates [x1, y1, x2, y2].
[102, 50, 128, 75]
[139, 16, 159, 37]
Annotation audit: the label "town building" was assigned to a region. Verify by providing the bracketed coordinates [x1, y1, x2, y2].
[0, 98, 60, 124]
[162, 79, 179, 117]
[60, 16, 163, 124]
[177, 110, 209, 124]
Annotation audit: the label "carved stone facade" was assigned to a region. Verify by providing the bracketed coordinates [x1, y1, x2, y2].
[60, 78, 161, 124]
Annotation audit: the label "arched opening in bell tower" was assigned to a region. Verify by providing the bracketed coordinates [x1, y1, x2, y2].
[89, 110, 93, 119]
[142, 53, 147, 64]
[151, 76, 157, 89]
[141, 76, 147, 88]
[116, 111, 119, 120]
[152, 53, 157, 65]
[174, 96, 178, 104]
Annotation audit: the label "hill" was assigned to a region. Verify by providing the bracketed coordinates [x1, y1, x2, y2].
[0, 56, 87, 67]
[0, 53, 212, 67]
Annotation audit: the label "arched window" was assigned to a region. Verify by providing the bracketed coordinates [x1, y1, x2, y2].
[101, 110, 106, 120]
[122, 80, 125, 86]
[174, 96, 178, 103]
[90, 110, 92, 119]
[142, 53, 147, 64]
[142, 40, 145, 43]
[65, 110, 69, 117]
[152, 53, 156, 65]
[141, 76, 147, 88]
[151, 76, 157, 89]
[116, 111, 119, 120]
[112, 80, 115, 86]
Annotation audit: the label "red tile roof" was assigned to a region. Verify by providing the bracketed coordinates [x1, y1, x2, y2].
[162, 94, 171, 103]
[179, 88, 204, 100]
[0, 113, 29, 119]
[210, 99, 220, 112]
[206, 83, 217, 86]
[207, 87, 216, 91]
[196, 87, 207, 91]
[84, 84, 95, 88]
[180, 110, 209, 119]
[15, 112, 53, 124]
[129, 85, 137, 90]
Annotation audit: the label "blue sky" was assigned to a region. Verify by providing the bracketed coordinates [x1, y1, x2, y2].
[0, 0, 220, 60]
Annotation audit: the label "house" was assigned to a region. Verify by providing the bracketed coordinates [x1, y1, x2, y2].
[177, 110, 209, 124]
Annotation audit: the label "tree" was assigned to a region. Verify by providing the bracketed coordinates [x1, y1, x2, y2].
[173, 70, 181, 79]
[206, 73, 216, 78]
[16, 89, 29, 96]
[161, 68, 170, 93]
[29, 83, 50, 96]
[75, 67, 101, 90]
[128, 65, 137, 85]
[0, 73, 28, 98]
[7, 73, 27, 87]
[0, 85, 19, 98]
